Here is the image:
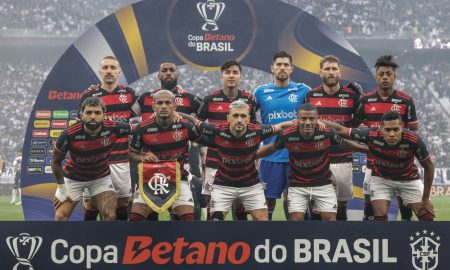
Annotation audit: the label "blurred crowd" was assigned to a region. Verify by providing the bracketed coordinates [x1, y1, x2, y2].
[1, 0, 449, 38]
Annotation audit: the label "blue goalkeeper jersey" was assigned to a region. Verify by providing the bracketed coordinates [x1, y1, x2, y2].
[254, 81, 310, 162]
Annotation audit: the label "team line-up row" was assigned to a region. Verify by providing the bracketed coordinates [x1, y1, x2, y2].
[49, 52, 434, 222]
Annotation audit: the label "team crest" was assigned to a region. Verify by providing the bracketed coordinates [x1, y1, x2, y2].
[410, 230, 440, 270]
[338, 98, 348, 108]
[173, 131, 184, 141]
[119, 93, 128, 104]
[391, 103, 401, 112]
[7, 233, 42, 270]
[100, 137, 111, 147]
[315, 141, 324, 151]
[245, 137, 256, 147]
[138, 161, 181, 214]
[175, 97, 185, 106]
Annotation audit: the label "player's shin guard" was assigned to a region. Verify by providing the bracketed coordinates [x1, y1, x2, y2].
[84, 210, 99, 221]
[129, 212, 145, 221]
[268, 210, 274, 221]
[180, 213, 195, 221]
[146, 212, 159, 221]
[116, 207, 128, 221]
[418, 212, 434, 221]
[363, 201, 374, 221]
[399, 205, 413, 221]
[374, 216, 388, 221]
[337, 205, 348, 221]
[235, 206, 247, 220]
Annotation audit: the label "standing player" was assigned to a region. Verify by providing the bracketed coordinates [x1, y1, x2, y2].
[183, 100, 293, 220]
[128, 90, 204, 221]
[52, 97, 132, 221]
[322, 111, 434, 221]
[10, 150, 22, 205]
[354, 55, 418, 221]
[305, 55, 361, 220]
[256, 104, 368, 221]
[133, 61, 203, 220]
[80, 56, 137, 221]
[198, 60, 257, 220]
[253, 51, 310, 220]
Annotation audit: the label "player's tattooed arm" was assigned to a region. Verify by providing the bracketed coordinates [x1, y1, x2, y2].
[419, 156, 435, 216]
[129, 150, 159, 163]
[320, 120, 350, 138]
[179, 112, 201, 125]
[273, 120, 296, 133]
[339, 139, 368, 153]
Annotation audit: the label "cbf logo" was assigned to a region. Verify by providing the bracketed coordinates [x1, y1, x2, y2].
[6, 233, 42, 270]
[410, 230, 440, 270]
[149, 173, 170, 195]
[197, 0, 225, 31]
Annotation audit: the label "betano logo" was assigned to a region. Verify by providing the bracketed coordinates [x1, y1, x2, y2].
[47, 90, 82, 100]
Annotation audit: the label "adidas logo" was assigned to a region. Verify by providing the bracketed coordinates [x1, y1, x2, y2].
[217, 105, 223, 110]
[315, 101, 322, 106]
[79, 144, 86, 150]
[265, 96, 272, 101]
[370, 106, 376, 112]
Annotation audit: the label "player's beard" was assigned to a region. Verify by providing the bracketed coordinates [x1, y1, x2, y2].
[161, 78, 177, 91]
[85, 120, 102, 130]
[323, 76, 339, 88]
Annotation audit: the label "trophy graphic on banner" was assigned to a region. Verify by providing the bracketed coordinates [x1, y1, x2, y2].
[6, 233, 42, 270]
[197, 0, 225, 31]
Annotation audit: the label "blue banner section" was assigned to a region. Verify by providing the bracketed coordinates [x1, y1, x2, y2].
[0, 222, 447, 270]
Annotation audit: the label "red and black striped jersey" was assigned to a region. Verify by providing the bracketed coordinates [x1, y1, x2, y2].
[197, 89, 257, 168]
[306, 85, 360, 163]
[354, 89, 418, 168]
[274, 125, 343, 187]
[349, 128, 430, 181]
[198, 122, 274, 187]
[80, 84, 137, 164]
[136, 87, 202, 121]
[54, 121, 132, 182]
[355, 89, 418, 129]
[129, 119, 202, 178]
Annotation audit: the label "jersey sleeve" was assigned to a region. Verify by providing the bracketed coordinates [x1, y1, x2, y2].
[414, 137, 430, 162]
[185, 121, 202, 142]
[329, 128, 344, 145]
[115, 122, 132, 137]
[54, 130, 71, 153]
[190, 94, 202, 116]
[253, 86, 262, 111]
[259, 124, 275, 140]
[349, 127, 370, 143]
[198, 122, 217, 138]
[249, 95, 257, 123]
[354, 99, 366, 122]
[129, 124, 144, 152]
[273, 134, 285, 150]
[197, 98, 209, 121]
[128, 88, 138, 117]
[407, 98, 419, 129]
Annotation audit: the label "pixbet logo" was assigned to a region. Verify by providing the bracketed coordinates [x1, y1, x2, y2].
[267, 110, 297, 121]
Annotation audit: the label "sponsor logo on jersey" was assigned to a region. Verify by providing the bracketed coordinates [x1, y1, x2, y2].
[263, 88, 274, 93]
[268, 110, 296, 121]
[265, 96, 272, 101]
[367, 98, 378, 102]
[370, 106, 376, 112]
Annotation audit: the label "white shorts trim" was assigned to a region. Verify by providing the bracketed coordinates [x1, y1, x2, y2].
[330, 162, 353, 201]
[210, 183, 267, 213]
[370, 176, 423, 204]
[84, 162, 132, 198]
[288, 184, 337, 213]
[64, 175, 115, 202]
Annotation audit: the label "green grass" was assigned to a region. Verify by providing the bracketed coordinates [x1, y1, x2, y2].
[0, 195, 24, 221]
[0, 196, 448, 221]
